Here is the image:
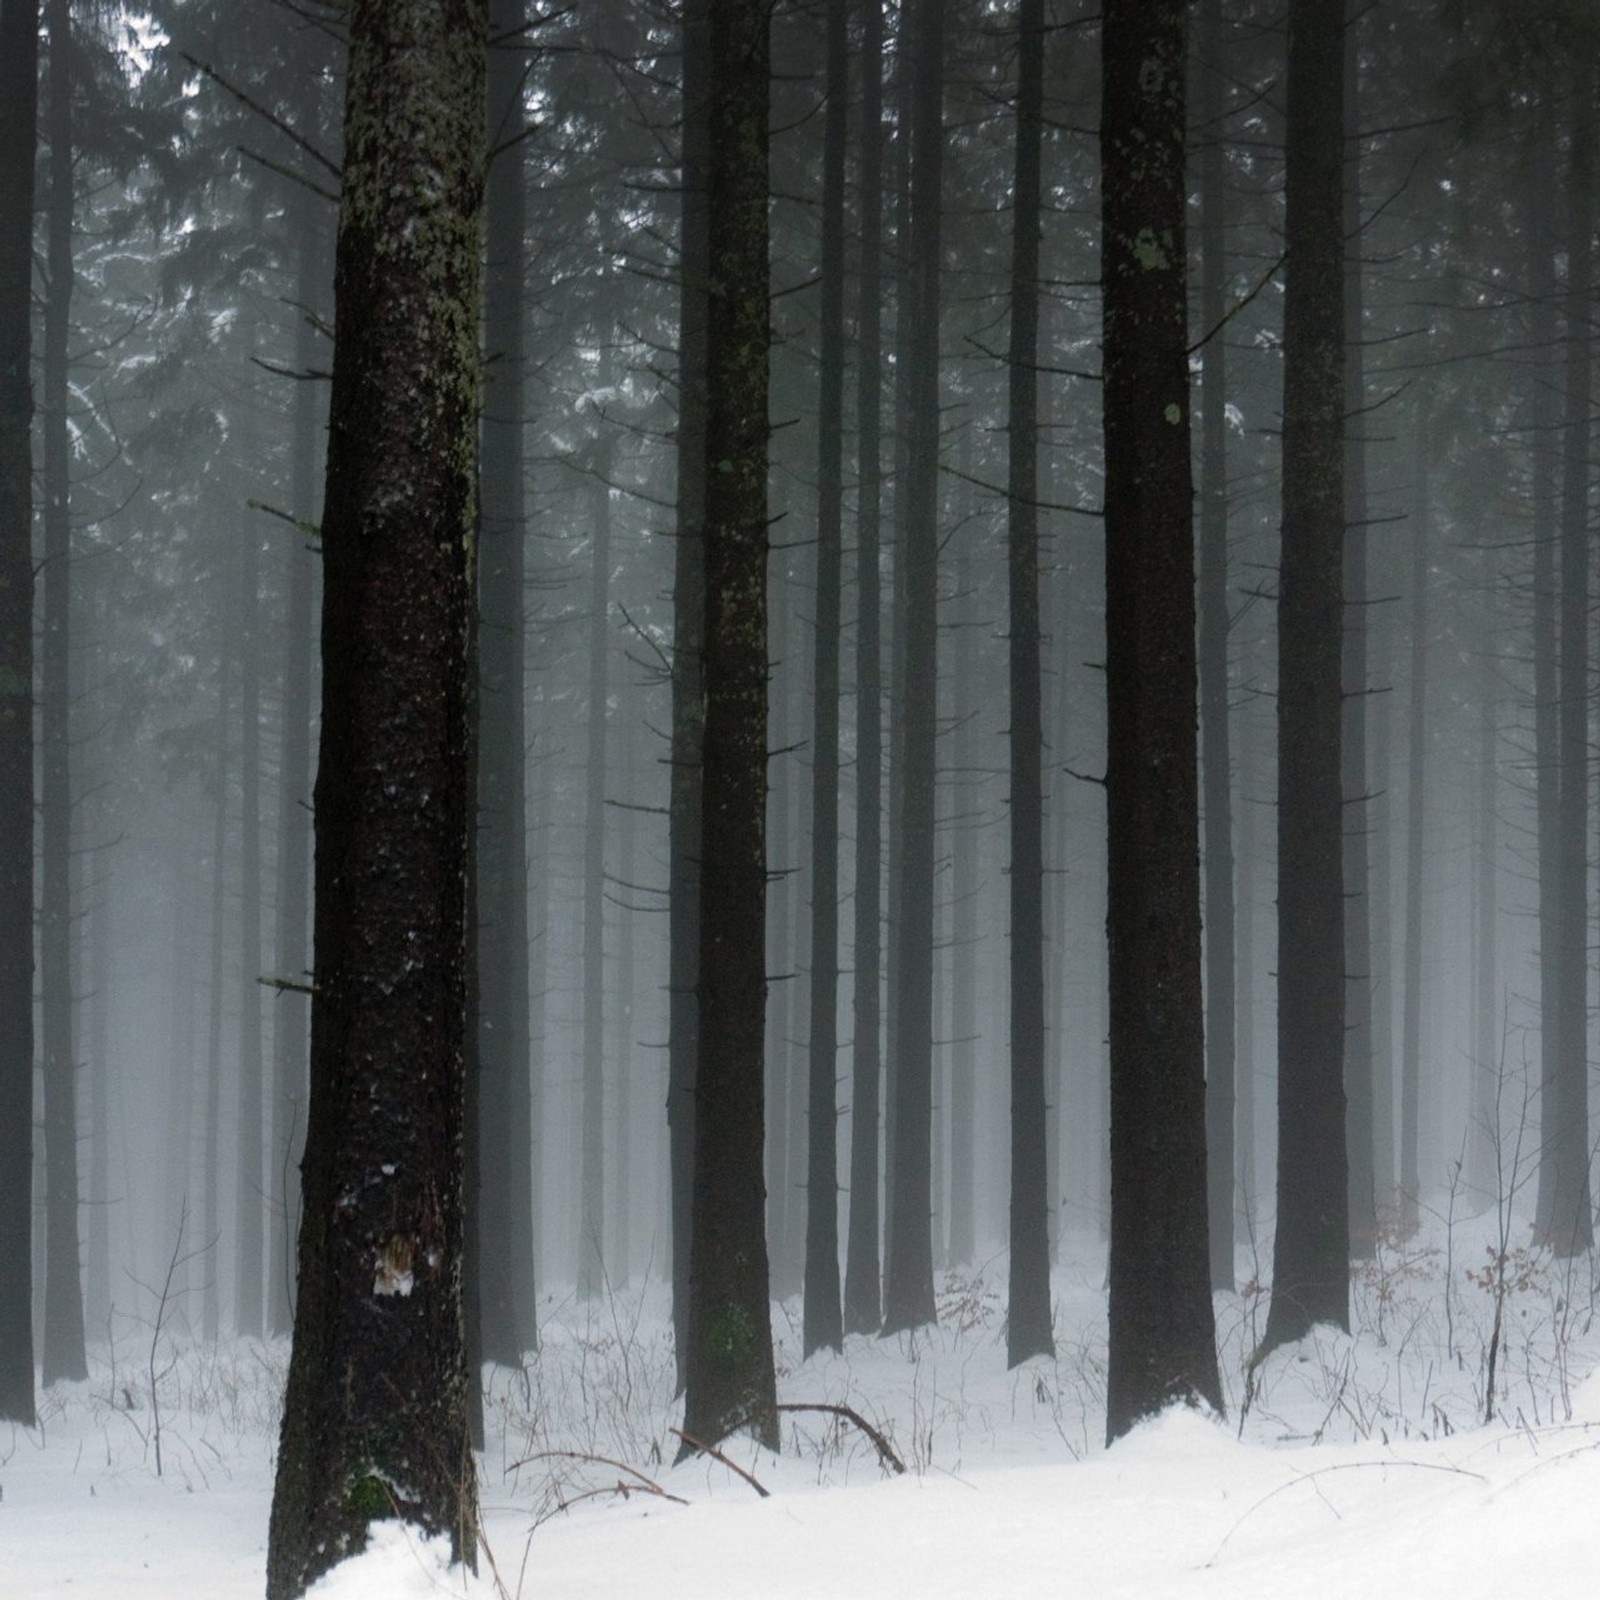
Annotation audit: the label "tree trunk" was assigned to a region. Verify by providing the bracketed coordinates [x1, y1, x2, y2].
[40, 0, 86, 1385]
[802, 0, 846, 1360]
[0, 0, 40, 1425]
[265, 3, 485, 1590]
[1101, 0, 1222, 1442]
[1260, 0, 1350, 1354]
[668, 0, 709, 1390]
[1005, 0, 1052, 1367]
[678, 0, 777, 1455]
[881, 0, 944, 1339]
[947, 556, 977, 1270]
[842, 0, 885, 1338]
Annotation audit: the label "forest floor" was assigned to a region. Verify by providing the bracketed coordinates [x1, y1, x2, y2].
[5, 1206, 1600, 1597]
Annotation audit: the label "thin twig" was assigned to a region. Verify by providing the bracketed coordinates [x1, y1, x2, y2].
[670, 1428, 771, 1498]
[775, 1403, 906, 1475]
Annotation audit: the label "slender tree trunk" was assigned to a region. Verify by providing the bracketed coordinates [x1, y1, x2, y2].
[203, 615, 233, 1342]
[1197, 0, 1236, 1293]
[40, 0, 86, 1384]
[1004, 0, 1052, 1367]
[668, 0, 709, 1389]
[613, 789, 634, 1285]
[1471, 602, 1496, 1202]
[265, 2, 485, 1588]
[475, 0, 536, 1359]
[947, 556, 976, 1270]
[678, 0, 777, 1455]
[881, 0, 944, 1339]
[1101, 0, 1222, 1441]
[842, 0, 885, 1337]
[802, 0, 846, 1359]
[1261, 0, 1349, 1353]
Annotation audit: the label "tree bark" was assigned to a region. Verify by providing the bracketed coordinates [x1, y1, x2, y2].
[1101, 0, 1222, 1442]
[266, 3, 485, 1590]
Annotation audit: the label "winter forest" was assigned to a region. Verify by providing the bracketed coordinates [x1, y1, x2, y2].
[6, 0, 1600, 1596]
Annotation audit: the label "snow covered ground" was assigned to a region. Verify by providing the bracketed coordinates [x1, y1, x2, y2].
[6, 1211, 1600, 1599]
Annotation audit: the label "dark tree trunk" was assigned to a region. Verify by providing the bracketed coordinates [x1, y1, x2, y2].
[881, 0, 944, 1339]
[0, 0, 39, 1426]
[1471, 593, 1496, 1201]
[1101, 0, 1222, 1443]
[475, 0, 536, 1360]
[947, 554, 977, 1270]
[1340, 0, 1376, 1261]
[1262, 0, 1349, 1353]
[678, 0, 777, 1454]
[265, 3, 485, 1591]
[842, 0, 885, 1338]
[40, 0, 86, 1385]
[1540, 74, 1595, 1256]
[668, 0, 709, 1390]
[203, 625, 232, 1342]
[1196, 0, 1236, 1293]
[1005, 0, 1052, 1368]
[802, 0, 846, 1360]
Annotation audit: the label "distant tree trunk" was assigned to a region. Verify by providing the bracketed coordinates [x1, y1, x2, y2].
[1398, 411, 1428, 1239]
[613, 791, 635, 1285]
[1368, 521, 1395, 1221]
[269, 197, 324, 1340]
[580, 424, 612, 1299]
[475, 0, 536, 1360]
[1196, 0, 1236, 1293]
[802, 0, 846, 1360]
[203, 628, 233, 1343]
[842, 0, 886, 1338]
[947, 555, 977, 1270]
[765, 594, 797, 1299]
[265, 2, 485, 1590]
[83, 744, 111, 1334]
[1235, 697, 1257, 1218]
[1101, 0, 1222, 1443]
[1340, 0, 1375, 1261]
[0, 0, 40, 1425]
[678, 0, 777, 1455]
[1471, 592, 1496, 1201]
[1260, 0, 1349, 1355]
[40, 0, 86, 1385]
[1539, 73, 1595, 1256]
[668, 0, 709, 1390]
[1004, 0, 1052, 1367]
[881, 0, 944, 1339]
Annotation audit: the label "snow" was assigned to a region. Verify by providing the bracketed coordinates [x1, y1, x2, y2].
[5, 1210, 1600, 1600]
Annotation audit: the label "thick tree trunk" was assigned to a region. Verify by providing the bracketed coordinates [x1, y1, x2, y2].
[1261, 0, 1350, 1354]
[0, 0, 40, 1425]
[881, 0, 944, 1339]
[842, 0, 885, 1338]
[265, 4, 485, 1591]
[1101, 0, 1222, 1442]
[802, 0, 846, 1360]
[678, 0, 777, 1455]
[40, 0, 86, 1385]
[1005, 0, 1052, 1367]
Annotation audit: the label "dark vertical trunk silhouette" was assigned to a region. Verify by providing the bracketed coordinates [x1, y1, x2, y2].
[1341, 0, 1375, 1259]
[265, 0, 484, 1588]
[881, 0, 944, 1339]
[476, 0, 536, 1360]
[802, 0, 846, 1360]
[40, 0, 86, 1384]
[947, 555, 977, 1270]
[1261, 0, 1349, 1353]
[1197, 0, 1236, 1292]
[1540, 73, 1595, 1255]
[668, 0, 709, 1388]
[1101, 0, 1222, 1443]
[678, 0, 777, 1454]
[1235, 699, 1257, 1218]
[843, 0, 885, 1337]
[0, 0, 40, 1425]
[1005, 0, 1052, 1367]
[613, 791, 635, 1285]
[766, 595, 797, 1298]
[1471, 597, 1496, 1200]
[580, 423, 612, 1299]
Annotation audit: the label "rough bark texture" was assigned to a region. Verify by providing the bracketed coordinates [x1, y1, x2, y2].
[1005, 0, 1052, 1369]
[475, 0, 536, 1360]
[881, 0, 944, 1339]
[802, 0, 846, 1360]
[678, 0, 777, 1454]
[668, 0, 709, 1389]
[265, 4, 485, 1592]
[842, 0, 885, 1338]
[40, 0, 86, 1386]
[1101, 0, 1223, 1443]
[0, 0, 39, 1427]
[1263, 0, 1350, 1353]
